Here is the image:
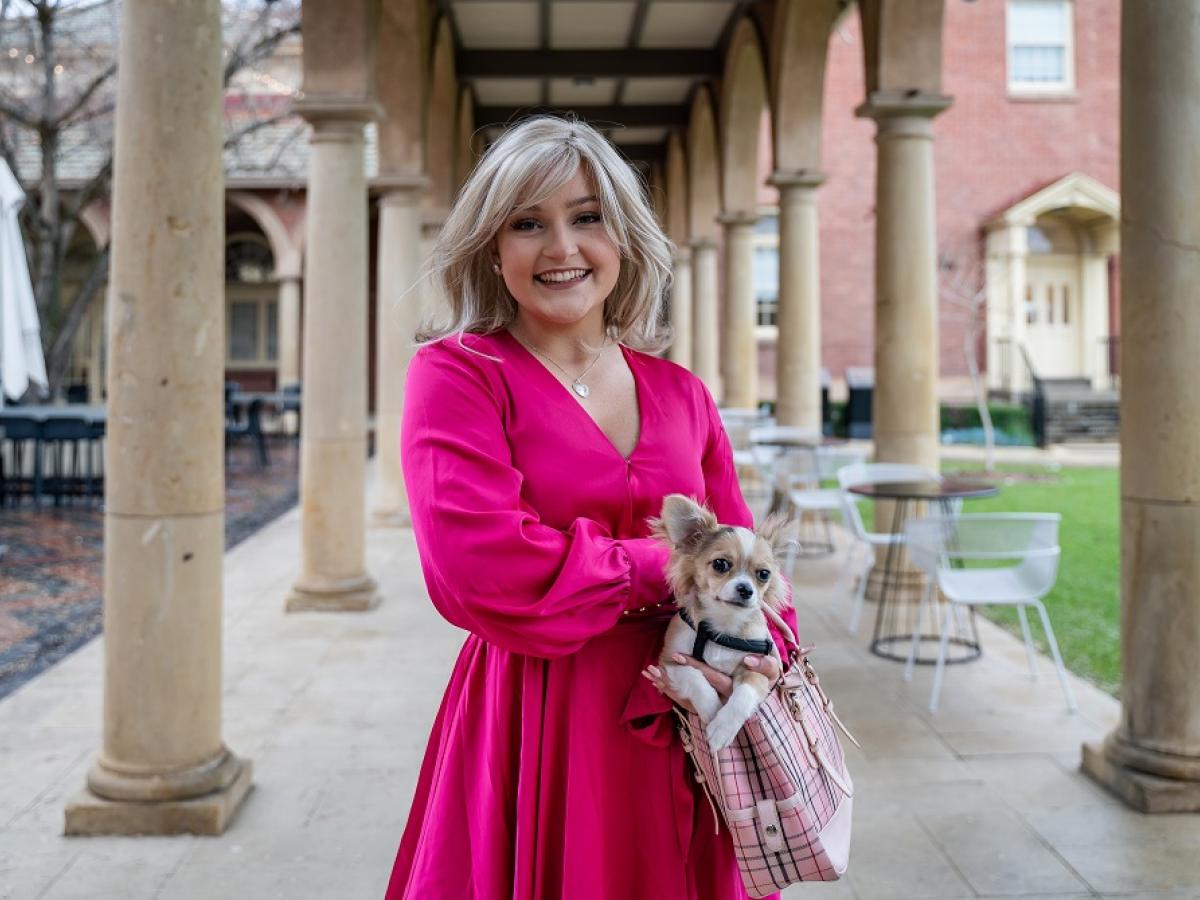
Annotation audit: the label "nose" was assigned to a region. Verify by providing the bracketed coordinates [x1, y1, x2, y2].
[544, 222, 578, 260]
[735, 582, 754, 602]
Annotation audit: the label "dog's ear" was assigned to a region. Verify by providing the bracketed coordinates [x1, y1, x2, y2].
[651, 494, 718, 550]
[757, 511, 793, 559]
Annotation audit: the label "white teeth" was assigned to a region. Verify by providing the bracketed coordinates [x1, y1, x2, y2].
[536, 269, 588, 283]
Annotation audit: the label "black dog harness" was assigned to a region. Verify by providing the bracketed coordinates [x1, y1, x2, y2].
[678, 608, 774, 661]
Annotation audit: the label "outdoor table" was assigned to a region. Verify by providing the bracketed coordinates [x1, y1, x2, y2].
[847, 478, 999, 664]
[0, 405, 106, 505]
[0, 405, 106, 426]
[750, 433, 850, 517]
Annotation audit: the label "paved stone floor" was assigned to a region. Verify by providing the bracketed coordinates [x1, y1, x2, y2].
[2, 497, 1198, 899]
[0, 440, 299, 701]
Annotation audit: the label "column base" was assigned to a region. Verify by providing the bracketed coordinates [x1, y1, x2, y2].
[64, 756, 253, 836]
[286, 573, 380, 612]
[1081, 740, 1200, 813]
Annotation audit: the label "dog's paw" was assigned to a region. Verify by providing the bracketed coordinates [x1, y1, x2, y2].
[705, 711, 744, 754]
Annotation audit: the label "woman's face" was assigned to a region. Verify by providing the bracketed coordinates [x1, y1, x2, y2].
[493, 168, 621, 334]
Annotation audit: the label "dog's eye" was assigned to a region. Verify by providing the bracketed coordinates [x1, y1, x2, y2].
[755, 568, 772, 583]
[711, 558, 731, 574]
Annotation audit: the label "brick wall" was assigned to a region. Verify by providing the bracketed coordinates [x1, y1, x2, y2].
[768, 0, 1120, 392]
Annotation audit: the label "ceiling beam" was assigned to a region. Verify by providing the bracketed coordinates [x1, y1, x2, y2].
[475, 105, 687, 128]
[457, 50, 720, 79]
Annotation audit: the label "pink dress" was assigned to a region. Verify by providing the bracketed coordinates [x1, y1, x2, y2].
[386, 330, 796, 900]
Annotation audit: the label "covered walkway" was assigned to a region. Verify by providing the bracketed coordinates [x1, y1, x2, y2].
[3, 480, 1197, 898]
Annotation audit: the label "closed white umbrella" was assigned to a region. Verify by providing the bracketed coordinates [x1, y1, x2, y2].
[0, 158, 48, 404]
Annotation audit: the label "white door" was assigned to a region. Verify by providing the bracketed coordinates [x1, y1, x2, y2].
[1023, 255, 1081, 379]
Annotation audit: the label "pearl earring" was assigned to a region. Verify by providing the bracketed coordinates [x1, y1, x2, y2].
[491, 262, 501, 274]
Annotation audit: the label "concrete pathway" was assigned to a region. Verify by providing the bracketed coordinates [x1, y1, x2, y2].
[2, 502, 1197, 899]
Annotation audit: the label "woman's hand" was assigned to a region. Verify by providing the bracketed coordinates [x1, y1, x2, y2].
[641, 653, 783, 714]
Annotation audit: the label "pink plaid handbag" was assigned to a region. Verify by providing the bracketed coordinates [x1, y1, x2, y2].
[675, 608, 857, 898]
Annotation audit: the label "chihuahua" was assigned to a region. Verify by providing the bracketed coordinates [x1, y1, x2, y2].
[651, 494, 790, 753]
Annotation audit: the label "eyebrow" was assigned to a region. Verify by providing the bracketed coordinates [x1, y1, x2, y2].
[524, 195, 600, 212]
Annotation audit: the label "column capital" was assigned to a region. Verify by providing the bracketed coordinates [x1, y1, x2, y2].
[769, 170, 826, 190]
[855, 90, 953, 123]
[672, 247, 693, 266]
[371, 173, 429, 202]
[718, 210, 759, 228]
[293, 95, 382, 127]
[689, 236, 720, 251]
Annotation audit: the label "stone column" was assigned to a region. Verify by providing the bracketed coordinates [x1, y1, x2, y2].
[64, 0, 251, 836]
[286, 106, 380, 612]
[370, 177, 426, 528]
[1078, 249, 1108, 387]
[276, 274, 302, 389]
[1081, 0, 1200, 812]
[857, 94, 952, 470]
[669, 248, 693, 370]
[719, 212, 758, 410]
[691, 237, 721, 399]
[984, 224, 1029, 395]
[772, 172, 824, 430]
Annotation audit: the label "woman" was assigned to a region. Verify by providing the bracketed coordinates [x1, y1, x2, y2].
[386, 117, 796, 900]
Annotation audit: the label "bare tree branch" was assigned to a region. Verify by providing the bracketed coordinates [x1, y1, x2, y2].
[222, 109, 294, 151]
[223, 20, 300, 87]
[46, 243, 109, 393]
[54, 61, 117, 127]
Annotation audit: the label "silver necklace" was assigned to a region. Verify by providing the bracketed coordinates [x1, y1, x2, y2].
[514, 333, 608, 399]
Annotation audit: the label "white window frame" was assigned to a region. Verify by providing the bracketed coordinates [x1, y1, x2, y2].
[752, 206, 780, 342]
[1006, 0, 1075, 97]
[226, 286, 279, 369]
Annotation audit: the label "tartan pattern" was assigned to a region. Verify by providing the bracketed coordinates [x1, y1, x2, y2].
[677, 657, 853, 898]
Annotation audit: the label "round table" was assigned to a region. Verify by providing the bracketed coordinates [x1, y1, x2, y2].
[848, 478, 999, 664]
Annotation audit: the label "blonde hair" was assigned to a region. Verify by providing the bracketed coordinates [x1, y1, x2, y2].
[417, 116, 673, 352]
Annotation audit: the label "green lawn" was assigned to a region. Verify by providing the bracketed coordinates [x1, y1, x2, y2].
[946, 463, 1121, 695]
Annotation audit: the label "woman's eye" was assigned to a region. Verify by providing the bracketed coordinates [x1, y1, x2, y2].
[575, 211, 602, 225]
[756, 569, 771, 583]
[711, 559, 731, 574]
[510, 218, 540, 231]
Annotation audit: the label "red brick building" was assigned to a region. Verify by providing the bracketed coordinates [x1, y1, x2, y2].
[755, 0, 1119, 400]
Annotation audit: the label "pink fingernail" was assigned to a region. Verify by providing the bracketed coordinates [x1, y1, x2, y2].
[744, 656, 760, 666]
[672, 654, 687, 665]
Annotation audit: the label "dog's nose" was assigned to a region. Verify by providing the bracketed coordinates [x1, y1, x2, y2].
[735, 582, 754, 601]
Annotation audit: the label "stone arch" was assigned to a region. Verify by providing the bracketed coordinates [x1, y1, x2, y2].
[454, 83, 477, 192]
[771, 0, 843, 173]
[424, 15, 458, 214]
[377, 0, 426, 178]
[77, 203, 110, 249]
[664, 130, 689, 246]
[859, 0, 946, 95]
[719, 18, 770, 215]
[227, 190, 302, 279]
[686, 86, 721, 240]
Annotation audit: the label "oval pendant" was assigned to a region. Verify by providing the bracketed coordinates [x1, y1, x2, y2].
[572, 382, 590, 398]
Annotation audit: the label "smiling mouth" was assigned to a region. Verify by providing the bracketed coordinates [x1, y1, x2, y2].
[534, 268, 591, 286]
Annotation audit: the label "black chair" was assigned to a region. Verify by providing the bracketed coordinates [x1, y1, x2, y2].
[226, 397, 269, 468]
[0, 416, 42, 506]
[281, 382, 301, 439]
[41, 417, 94, 505]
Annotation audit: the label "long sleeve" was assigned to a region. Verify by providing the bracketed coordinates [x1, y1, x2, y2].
[401, 343, 671, 660]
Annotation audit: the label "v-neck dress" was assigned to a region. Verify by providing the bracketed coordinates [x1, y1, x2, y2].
[385, 330, 798, 900]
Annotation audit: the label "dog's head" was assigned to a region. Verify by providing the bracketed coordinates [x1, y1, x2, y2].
[650, 494, 789, 621]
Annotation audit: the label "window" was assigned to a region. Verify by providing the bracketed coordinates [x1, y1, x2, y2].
[1007, 0, 1074, 94]
[752, 213, 779, 331]
[227, 298, 278, 365]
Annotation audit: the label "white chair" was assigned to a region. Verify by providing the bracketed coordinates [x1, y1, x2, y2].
[781, 446, 869, 574]
[721, 408, 773, 472]
[837, 462, 941, 632]
[903, 513, 1077, 713]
